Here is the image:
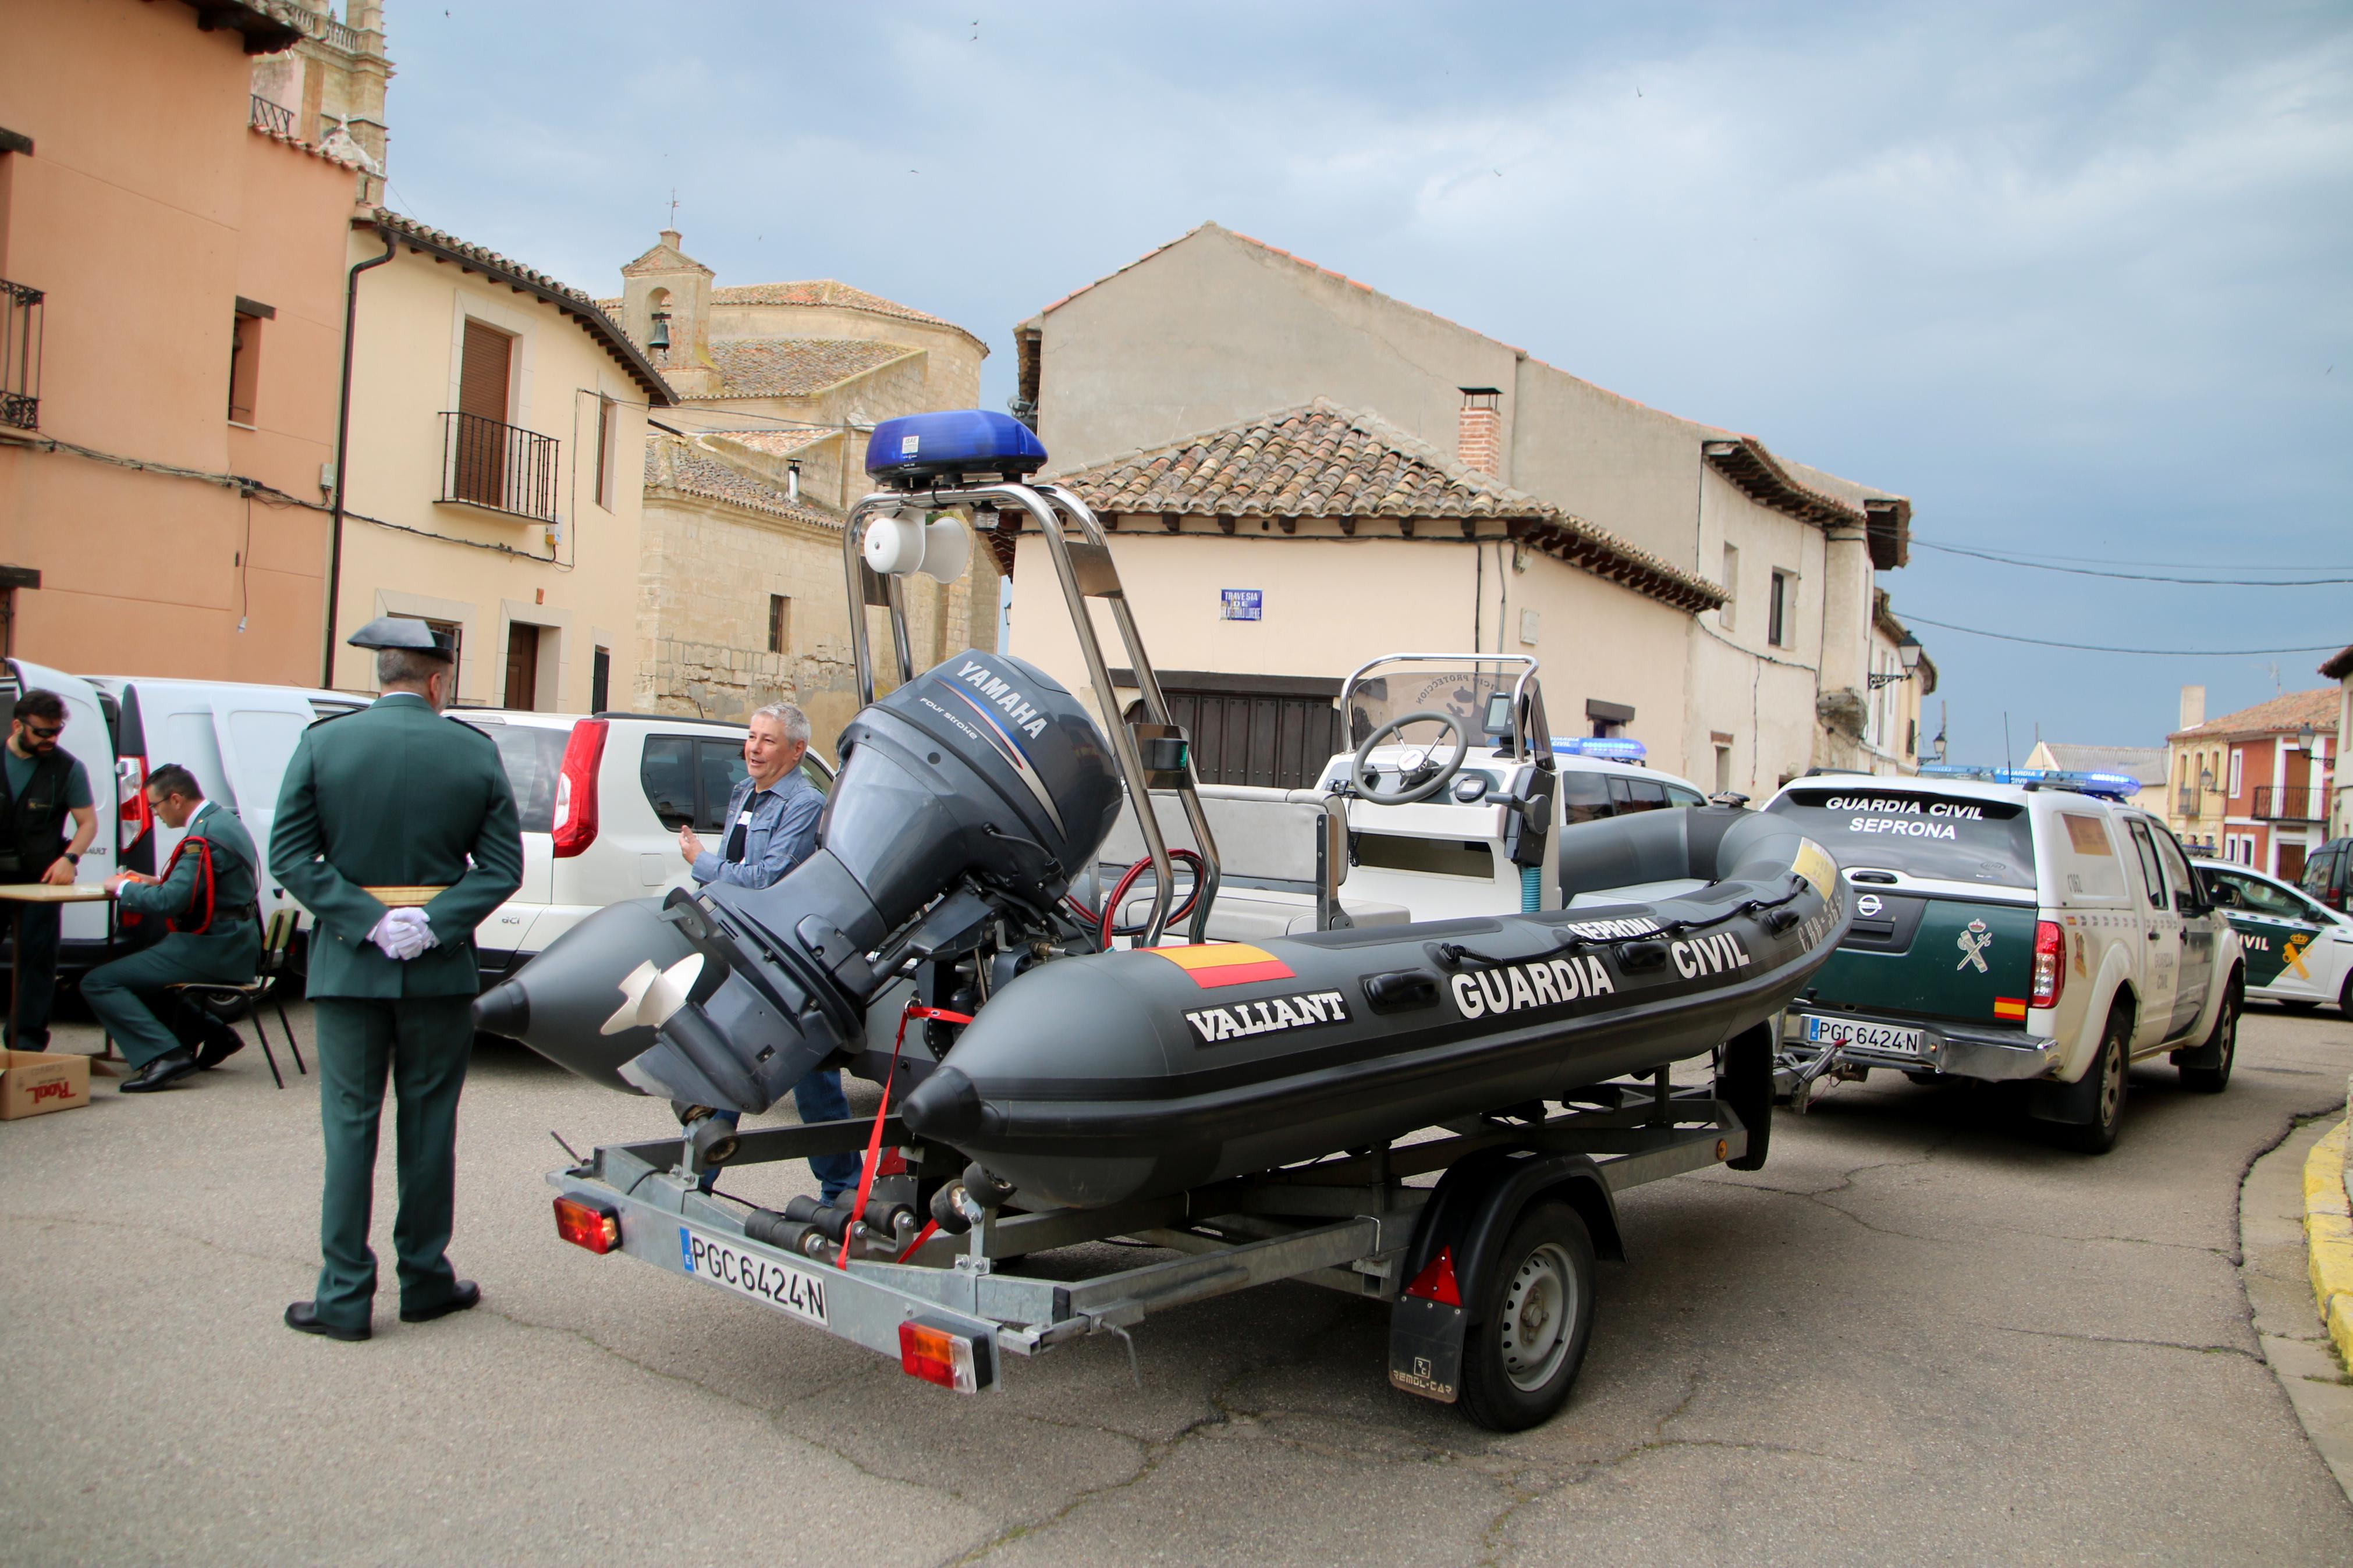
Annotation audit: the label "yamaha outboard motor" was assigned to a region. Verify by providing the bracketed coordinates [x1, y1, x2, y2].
[476, 650, 1122, 1112]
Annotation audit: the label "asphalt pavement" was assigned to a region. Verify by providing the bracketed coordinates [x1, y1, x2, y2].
[3, 1003, 2351, 1566]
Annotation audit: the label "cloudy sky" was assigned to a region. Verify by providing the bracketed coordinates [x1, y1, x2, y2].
[379, 2, 2351, 767]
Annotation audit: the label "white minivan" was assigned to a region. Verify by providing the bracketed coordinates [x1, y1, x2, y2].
[462, 709, 835, 984]
[1, 659, 124, 972]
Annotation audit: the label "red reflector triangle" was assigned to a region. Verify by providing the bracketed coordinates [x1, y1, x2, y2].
[876, 1148, 908, 1178]
[1404, 1246, 1462, 1307]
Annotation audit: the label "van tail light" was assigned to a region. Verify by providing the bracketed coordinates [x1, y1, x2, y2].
[553, 1195, 620, 1253]
[115, 754, 150, 852]
[551, 719, 608, 859]
[898, 1319, 990, 1392]
[2031, 920, 2065, 1009]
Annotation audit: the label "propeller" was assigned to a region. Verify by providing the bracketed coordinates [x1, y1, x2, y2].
[599, 953, 704, 1036]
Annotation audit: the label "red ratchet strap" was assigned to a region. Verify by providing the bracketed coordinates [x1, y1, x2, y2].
[837, 1002, 972, 1268]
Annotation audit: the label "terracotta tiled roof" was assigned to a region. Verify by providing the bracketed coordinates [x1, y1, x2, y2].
[2035, 744, 2166, 785]
[2169, 688, 2341, 741]
[365, 209, 676, 404]
[2322, 644, 2353, 681]
[691, 426, 837, 458]
[689, 338, 918, 400]
[643, 432, 842, 531]
[709, 280, 986, 350]
[1046, 399, 1725, 614]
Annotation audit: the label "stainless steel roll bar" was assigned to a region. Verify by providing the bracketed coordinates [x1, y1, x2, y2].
[837, 480, 1219, 947]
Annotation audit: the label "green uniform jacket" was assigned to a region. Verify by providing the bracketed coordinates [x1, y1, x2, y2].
[269, 692, 524, 999]
[119, 799, 264, 977]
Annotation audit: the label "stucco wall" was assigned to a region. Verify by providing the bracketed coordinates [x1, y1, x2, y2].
[1006, 527, 1696, 779]
[0, 0, 352, 684]
[333, 234, 650, 712]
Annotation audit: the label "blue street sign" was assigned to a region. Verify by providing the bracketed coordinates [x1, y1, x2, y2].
[1221, 589, 1262, 621]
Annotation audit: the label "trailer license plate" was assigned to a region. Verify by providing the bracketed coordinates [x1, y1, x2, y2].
[679, 1226, 830, 1328]
[1801, 1015, 1923, 1057]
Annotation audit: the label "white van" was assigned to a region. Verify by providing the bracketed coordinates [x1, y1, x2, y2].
[461, 709, 835, 984]
[0, 659, 123, 970]
[87, 676, 362, 923]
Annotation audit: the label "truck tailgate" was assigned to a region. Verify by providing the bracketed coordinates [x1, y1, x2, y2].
[1798, 894, 2038, 1026]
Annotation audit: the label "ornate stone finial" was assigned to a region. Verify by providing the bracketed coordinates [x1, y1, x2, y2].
[317, 114, 383, 175]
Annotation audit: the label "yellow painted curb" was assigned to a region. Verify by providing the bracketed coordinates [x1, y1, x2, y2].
[2305, 1119, 2353, 1367]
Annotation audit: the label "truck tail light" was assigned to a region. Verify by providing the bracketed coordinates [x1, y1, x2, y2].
[2031, 920, 2065, 1009]
[551, 719, 608, 859]
[116, 753, 151, 852]
[553, 1195, 620, 1253]
[898, 1320, 988, 1392]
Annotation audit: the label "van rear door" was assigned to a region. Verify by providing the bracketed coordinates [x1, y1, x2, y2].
[205, 692, 326, 916]
[2, 660, 118, 950]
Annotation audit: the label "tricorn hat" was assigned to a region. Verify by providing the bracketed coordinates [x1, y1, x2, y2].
[347, 616, 456, 659]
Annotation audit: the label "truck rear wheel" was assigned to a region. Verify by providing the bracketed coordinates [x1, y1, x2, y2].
[2052, 1011, 2128, 1154]
[2177, 986, 2238, 1094]
[1458, 1202, 1596, 1432]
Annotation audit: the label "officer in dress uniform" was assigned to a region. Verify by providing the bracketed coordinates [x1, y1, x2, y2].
[271, 617, 523, 1342]
[84, 763, 263, 1093]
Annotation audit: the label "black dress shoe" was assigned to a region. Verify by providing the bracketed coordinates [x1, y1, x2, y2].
[118, 1050, 199, 1094]
[193, 1025, 245, 1069]
[285, 1301, 370, 1341]
[400, 1279, 481, 1323]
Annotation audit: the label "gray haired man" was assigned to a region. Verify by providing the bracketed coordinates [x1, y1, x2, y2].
[674, 702, 855, 1199]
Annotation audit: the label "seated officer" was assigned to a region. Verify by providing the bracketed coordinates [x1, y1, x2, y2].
[86, 765, 263, 1093]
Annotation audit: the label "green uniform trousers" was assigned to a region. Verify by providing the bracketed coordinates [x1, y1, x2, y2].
[311, 995, 475, 1331]
[81, 932, 258, 1069]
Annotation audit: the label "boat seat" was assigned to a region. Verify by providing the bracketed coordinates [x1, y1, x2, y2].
[1108, 884, 1411, 940]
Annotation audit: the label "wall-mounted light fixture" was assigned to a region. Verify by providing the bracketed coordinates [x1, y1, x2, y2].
[1869, 632, 1923, 689]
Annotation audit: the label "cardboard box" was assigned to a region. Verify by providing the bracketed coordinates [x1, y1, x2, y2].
[0, 1049, 90, 1119]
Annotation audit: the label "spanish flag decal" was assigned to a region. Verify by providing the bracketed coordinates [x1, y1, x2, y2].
[1146, 942, 1297, 989]
[1993, 996, 2028, 1021]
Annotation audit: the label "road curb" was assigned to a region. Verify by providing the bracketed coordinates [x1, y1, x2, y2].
[2306, 1084, 2353, 1367]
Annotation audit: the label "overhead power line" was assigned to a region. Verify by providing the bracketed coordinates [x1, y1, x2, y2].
[1911, 538, 2353, 585]
[1903, 614, 2342, 657]
[1910, 536, 2351, 573]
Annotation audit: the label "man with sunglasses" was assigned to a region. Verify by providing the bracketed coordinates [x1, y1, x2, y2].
[2, 690, 97, 1050]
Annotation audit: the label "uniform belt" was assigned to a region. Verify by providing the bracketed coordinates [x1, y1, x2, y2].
[363, 884, 449, 908]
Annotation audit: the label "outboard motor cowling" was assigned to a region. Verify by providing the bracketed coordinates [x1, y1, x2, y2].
[477, 650, 1122, 1112]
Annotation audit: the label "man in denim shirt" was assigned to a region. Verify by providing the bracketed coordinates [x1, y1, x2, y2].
[675, 702, 857, 1200]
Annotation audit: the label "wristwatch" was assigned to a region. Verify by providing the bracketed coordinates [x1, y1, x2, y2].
[63, 852, 81, 866]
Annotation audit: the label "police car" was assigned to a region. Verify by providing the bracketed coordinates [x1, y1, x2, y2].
[2193, 857, 2353, 1015]
[1760, 766, 2244, 1153]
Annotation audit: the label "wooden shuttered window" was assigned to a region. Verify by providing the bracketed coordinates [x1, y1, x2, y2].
[459, 320, 511, 421]
[452, 321, 514, 507]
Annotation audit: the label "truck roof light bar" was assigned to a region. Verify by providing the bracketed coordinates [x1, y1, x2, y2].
[1915, 765, 2141, 799]
[1555, 737, 1647, 761]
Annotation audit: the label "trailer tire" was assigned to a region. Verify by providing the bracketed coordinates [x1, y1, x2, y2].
[1715, 1023, 1773, 1172]
[1458, 1202, 1596, 1432]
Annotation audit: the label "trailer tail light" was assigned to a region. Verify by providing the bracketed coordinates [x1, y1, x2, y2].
[1403, 1246, 1463, 1307]
[898, 1320, 988, 1392]
[116, 754, 151, 852]
[2031, 920, 2065, 1010]
[553, 1195, 620, 1253]
[551, 719, 608, 859]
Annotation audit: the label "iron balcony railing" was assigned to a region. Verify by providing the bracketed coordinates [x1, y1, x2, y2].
[249, 95, 297, 139]
[2, 278, 41, 432]
[2175, 785, 2201, 817]
[2251, 784, 2328, 823]
[440, 411, 560, 522]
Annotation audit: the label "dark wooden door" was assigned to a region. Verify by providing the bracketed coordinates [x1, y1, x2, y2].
[1153, 687, 1340, 790]
[504, 623, 539, 710]
[455, 320, 512, 506]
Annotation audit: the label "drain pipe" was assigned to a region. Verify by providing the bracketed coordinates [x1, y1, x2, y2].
[324, 226, 397, 687]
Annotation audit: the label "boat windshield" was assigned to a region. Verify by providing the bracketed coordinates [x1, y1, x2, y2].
[1346, 666, 1522, 752]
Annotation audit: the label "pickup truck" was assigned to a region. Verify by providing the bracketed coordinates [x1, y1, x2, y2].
[1759, 767, 2243, 1152]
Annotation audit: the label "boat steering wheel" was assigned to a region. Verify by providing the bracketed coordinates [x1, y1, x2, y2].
[1351, 711, 1471, 805]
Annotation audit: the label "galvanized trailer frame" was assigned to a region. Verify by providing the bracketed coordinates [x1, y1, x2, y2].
[546, 1073, 1751, 1397]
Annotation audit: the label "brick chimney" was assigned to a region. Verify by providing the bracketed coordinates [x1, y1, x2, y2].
[2180, 684, 2206, 730]
[1457, 387, 1502, 477]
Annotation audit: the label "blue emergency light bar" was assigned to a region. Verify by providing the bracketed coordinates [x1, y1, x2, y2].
[1555, 737, 1648, 761]
[1916, 764, 2141, 799]
[866, 410, 1049, 488]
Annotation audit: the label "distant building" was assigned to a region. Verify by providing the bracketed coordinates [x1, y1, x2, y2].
[329, 211, 673, 711]
[247, 0, 390, 201]
[604, 232, 991, 742]
[2164, 688, 2337, 877]
[1010, 222, 1927, 791]
[0, 0, 363, 682]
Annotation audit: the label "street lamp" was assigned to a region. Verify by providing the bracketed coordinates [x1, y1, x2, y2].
[2297, 722, 2316, 751]
[1869, 632, 1923, 690]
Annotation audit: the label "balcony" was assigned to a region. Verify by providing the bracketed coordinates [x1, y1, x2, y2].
[2175, 785, 2201, 818]
[2, 278, 40, 431]
[2251, 784, 2327, 823]
[439, 411, 560, 522]
[249, 94, 296, 139]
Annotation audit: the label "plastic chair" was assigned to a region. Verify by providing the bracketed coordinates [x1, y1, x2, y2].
[166, 909, 307, 1089]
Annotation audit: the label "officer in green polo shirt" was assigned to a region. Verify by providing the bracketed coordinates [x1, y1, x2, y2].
[271, 618, 523, 1342]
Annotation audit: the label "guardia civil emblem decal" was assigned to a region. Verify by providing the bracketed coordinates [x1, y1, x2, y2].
[1955, 919, 1992, 973]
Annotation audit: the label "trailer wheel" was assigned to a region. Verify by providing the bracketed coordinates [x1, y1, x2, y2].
[1458, 1202, 1596, 1432]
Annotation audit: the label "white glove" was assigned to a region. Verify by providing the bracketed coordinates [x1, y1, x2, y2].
[367, 907, 439, 961]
